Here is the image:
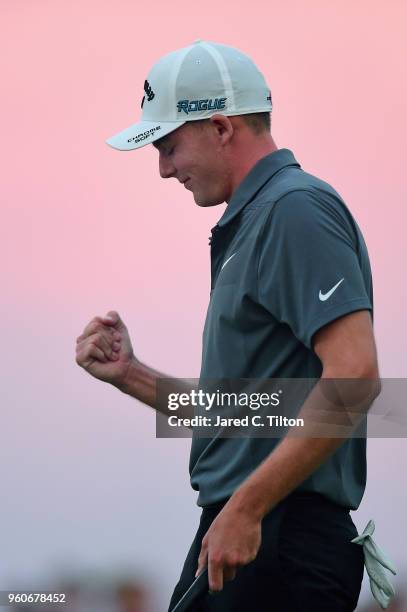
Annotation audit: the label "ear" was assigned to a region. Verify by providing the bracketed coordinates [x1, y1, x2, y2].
[208, 114, 234, 146]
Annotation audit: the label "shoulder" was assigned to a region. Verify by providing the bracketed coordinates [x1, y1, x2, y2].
[255, 186, 359, 258]
[250, 162, 353, 224]
[274, 183, 348, 218]
[266, 184, 357, 239]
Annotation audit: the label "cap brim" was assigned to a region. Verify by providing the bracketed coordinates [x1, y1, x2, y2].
[106, 120, 186, 151]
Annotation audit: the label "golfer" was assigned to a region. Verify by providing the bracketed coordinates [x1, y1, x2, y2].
[76, 41, 380, 611]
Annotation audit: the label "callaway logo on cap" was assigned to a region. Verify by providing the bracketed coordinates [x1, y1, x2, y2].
[106, 39, 272, 151]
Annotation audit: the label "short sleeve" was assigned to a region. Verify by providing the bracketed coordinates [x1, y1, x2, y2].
[257, 189, 373, 349]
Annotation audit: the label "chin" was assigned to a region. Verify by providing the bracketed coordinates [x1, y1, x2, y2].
[193, 191, 225, 207]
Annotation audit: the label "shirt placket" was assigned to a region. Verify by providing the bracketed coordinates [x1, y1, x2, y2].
[209, 224, 232, 292]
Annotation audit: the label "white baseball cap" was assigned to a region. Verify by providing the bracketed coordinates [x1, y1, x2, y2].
[106, 40, 272, 151]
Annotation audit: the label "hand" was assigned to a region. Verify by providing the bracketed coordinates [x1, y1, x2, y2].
[195, 502, 262, 593]
[75, 310, 137, 387]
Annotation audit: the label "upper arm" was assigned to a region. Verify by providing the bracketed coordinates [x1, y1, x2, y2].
[312, 310, 379, 377]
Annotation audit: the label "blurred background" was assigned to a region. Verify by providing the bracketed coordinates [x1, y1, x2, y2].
[1, 0, 406, 610]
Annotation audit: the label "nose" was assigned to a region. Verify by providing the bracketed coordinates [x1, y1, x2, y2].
[159, 151, 176, 179]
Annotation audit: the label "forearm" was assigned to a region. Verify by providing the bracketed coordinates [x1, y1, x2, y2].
[116, 358, 196, 421]
[230, 436, 343, 521]
[228, 370, 380, 520]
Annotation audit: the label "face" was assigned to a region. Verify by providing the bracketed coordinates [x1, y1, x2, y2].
[153, 120, 232, 207]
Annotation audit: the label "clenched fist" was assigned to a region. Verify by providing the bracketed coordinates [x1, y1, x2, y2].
[75, 310, 136, 388]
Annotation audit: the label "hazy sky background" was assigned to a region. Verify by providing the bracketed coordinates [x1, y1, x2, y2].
[1, 1, 406, 609]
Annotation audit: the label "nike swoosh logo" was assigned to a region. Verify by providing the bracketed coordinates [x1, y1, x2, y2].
[319, 278, 344, 301]
[220, 252, 237, 271]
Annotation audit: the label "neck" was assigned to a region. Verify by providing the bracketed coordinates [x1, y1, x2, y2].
[226, 134, 278, 203]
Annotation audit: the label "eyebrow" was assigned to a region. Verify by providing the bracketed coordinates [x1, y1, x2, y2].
[153, 135, 171, 150]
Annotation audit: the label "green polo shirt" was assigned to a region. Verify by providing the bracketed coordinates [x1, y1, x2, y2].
[189, 148, 373, 509]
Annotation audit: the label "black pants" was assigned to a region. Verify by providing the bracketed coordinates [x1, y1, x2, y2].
[168, 492, 364, 612]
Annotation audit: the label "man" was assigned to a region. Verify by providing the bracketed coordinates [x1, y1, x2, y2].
[76, 41, 380, 611]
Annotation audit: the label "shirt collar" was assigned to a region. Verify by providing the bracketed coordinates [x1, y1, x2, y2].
[217, 148, 301, 228]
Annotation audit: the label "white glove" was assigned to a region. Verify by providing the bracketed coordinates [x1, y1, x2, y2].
[351, 520, 397, 609]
